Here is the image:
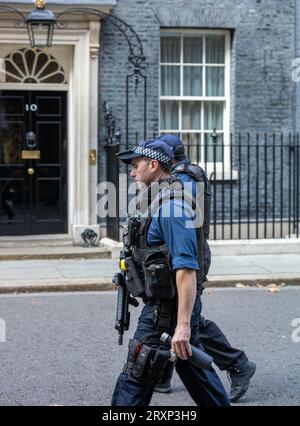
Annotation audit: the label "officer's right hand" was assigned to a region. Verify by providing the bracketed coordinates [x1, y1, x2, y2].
[172, 323, 192, 360]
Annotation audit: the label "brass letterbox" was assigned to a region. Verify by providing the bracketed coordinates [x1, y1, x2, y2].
[21, 150, 41, 160]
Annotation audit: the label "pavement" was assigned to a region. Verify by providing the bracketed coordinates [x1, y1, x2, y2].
[0, 253, 300, 294]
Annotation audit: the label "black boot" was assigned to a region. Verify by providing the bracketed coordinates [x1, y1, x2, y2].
[227, 361, 256, 402]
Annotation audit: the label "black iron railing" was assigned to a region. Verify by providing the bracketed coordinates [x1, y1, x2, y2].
[108, 133, 300, 240]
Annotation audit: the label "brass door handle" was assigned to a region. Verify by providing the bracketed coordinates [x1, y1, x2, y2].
[89, 149, 97, 165]
[27, 168, 35, 175]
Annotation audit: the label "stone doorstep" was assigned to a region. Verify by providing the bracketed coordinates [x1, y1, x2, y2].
[1, 237, 299, 259]
[0, 234, 74, 247]
[0, 234, 110, 260]
[103, 237, 300, 258]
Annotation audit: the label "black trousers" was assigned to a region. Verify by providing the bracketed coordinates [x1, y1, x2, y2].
[198, 316, 248, 370]
[111, 297, 230, 406]
[159, 315, 248, 385]
[201, 243, 248, 371]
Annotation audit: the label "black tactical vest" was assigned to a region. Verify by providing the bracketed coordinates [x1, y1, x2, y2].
[131, 178, 181, 267]
[129, 177, 204, 291]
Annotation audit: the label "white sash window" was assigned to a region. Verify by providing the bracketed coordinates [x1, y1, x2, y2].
[160, 30, 231, 170]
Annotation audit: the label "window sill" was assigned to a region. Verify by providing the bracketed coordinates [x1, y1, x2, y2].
[201, 168, 239, 181]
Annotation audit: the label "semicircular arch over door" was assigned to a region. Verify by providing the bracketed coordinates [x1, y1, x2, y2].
[2, 47, 68, 85]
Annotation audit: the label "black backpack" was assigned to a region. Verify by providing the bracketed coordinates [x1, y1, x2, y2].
[172, 163, 211, 240]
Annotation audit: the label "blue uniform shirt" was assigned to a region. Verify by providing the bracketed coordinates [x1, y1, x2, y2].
[147, 196, 200, 272]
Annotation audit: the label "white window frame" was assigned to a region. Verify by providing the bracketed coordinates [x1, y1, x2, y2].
[159, 29, 234, 178]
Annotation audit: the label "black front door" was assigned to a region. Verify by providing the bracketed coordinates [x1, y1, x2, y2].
[0, 91, 67, 235]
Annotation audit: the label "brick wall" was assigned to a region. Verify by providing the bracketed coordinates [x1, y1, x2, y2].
[98, 0, 297, 234]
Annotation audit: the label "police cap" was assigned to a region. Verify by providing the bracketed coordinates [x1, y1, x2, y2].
[157, 134, 187, 160]
[117, 138, 174, 165]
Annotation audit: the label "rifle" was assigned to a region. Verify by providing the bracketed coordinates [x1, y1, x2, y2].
[113, 216, 141, 345]
[113, 271, 139, 345]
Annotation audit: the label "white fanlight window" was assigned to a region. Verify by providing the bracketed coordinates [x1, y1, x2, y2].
[0, 48, 67, 84]
[160, 30, 230, 169]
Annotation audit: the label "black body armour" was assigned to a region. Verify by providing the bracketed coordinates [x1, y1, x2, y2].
[126, 177, 205, 299]
[130, 178, 179, 302]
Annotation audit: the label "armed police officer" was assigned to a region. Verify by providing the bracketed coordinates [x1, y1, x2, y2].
[111, 138, 230, 406]
[154, 134, 256, 403]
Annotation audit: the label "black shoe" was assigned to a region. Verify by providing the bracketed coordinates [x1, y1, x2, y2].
[228, 361, 256, 402]
[153, 381, 172, 393]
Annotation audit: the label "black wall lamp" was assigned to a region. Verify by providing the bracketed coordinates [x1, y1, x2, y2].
[0, 0, 56, 49]
[0, 1, 145, 71]
[26, 0, 56, 49]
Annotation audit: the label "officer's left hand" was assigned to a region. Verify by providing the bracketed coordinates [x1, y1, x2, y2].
[172, 323, 192, 360]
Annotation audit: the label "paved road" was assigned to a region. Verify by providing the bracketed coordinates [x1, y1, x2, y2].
[0, 287, 299, 406]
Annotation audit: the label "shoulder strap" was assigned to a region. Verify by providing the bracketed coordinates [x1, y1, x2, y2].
[173, 163, 211, 195]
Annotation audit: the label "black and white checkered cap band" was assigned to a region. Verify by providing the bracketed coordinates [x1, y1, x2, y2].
[134, 146, 171, 164]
